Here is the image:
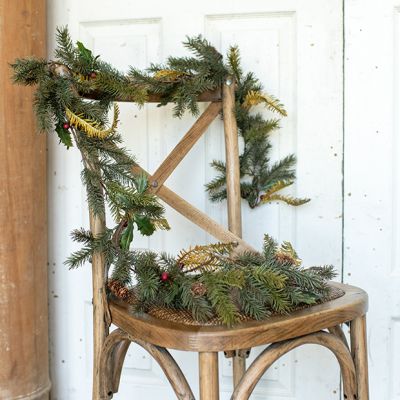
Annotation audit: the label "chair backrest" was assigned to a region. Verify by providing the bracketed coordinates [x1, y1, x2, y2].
[130, 80, 255, 253]
[88, 79, 254, 396]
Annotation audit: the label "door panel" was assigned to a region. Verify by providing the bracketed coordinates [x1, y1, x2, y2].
[47, 1, 343, 398]
[344, 1, 400, 399]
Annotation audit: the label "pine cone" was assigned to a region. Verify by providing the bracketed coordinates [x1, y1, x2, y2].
[108, 280, 131, 300]
[190, 282, 207, 297]
[275, 252, 297, 265]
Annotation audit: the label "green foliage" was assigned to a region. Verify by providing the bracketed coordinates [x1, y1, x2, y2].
[120, 220, 134, 250]
[55, 123, 73, 148]
[206, 46, 309, 209]
[11, 58, 48, 85]
[129, 35, 227, 117]
[177, 242, 236, 273]
[12, 28, 308, 211]
[12, 27, 335, 327]
[107, 235, 336, 326]
[11, 27, 169, 274]
[65, 228, 115, 269]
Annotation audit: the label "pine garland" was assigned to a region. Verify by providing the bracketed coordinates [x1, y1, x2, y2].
[129, 35, 226, 117]
[103, 235, 335, 326]
[205, 46, 309, 208]
[12, 27, 170, 278]
[11, 27, 337, 326]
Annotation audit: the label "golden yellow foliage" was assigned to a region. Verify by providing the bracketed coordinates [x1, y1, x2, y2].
[243, 90, 287, 116]
[66, 103, 119, 139]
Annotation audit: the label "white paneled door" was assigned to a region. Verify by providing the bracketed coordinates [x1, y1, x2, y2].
[47, 1, 344, 399]
[344, 1, 400, 399]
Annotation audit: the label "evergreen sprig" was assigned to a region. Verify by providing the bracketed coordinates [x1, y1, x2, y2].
[206, 46, 309, 208]
[11, 27, 170, 275]
[107, 235, 336, 326]
[129, 35, 226, 117]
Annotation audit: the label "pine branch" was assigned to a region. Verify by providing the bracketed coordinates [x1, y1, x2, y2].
[11, 58, 49, 85]
[206, 46, 308, 210]
[178, 242, 236, 273]
[66, 103, 119, 138]
[201, 271, 240, 326]
[243, 90, 287, 116]
[260, 193, 310, 206]
[227, 46, 243, 83]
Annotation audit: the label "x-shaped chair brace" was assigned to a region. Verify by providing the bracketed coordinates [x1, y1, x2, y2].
[133, 88, 256, 255]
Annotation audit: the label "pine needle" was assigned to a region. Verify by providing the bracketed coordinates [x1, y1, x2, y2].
[243, 90, 287, 116]
[66, 103, 119, 139]
[153, 69, 187, 81]
[178, 242, 236, 273]
[276, 241, 302, 267]
[227, 45, 243, 82]
[259, 180, 310, 206]
[260, 194, 310, 207]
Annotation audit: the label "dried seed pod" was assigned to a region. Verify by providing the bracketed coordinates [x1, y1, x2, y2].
[190, 281, 207, 297]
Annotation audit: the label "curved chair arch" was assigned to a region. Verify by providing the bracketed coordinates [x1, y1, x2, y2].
[328, 325, 350, 349]
[99, 328, 195, 400]
[231, 331, 357, 400]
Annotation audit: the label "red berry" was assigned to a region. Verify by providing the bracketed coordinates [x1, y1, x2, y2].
[161, 271, 169, 282]
[63, 122, 70, 130]
[90, 71, 97, 79]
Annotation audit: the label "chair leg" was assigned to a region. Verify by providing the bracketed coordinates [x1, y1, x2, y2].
[199, 352, 219, 400]
[232, 349, 251, 387]
[350, 316, 369, 400]
[233, 355, 246, 387]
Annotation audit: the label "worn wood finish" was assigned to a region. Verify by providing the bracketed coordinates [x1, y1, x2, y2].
[199, 352, 219, 400]
[98, 332, 130, 395]
[231, 331, 357, 400]
[99, 329, 127, 398]
[109, 340, 130, 394]
[232, 356, 246, 389]
[222, 79, 247, 386]
[351, 315, 369, 399]
[83, 87, 222, 104]
[138, 341, 195, 400]
[223, 79, 242, 236]
[150, 101, 222, 193]
[133, 165, 255, 254]
[90, 209, 109, 400]
[0, 1, 50, 399]
[328, 325, 350, 349]
[100, 329, 194, 399]
[156, 183, 253, 253]
[109, 283, 368, 352]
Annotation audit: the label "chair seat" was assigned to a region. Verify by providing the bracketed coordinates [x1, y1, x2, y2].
[109, 282, 367, 352]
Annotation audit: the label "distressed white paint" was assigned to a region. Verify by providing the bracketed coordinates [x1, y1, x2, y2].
[47, 1, 346, 399]
[344, 1, 400, 399]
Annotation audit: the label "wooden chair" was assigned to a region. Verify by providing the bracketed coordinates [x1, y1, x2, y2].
[88, 79, 369, 400]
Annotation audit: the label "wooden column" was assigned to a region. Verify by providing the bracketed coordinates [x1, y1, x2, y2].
[223, 78, 247, 387]
[223, 78, 242, 237]
[89, 208, 109, 400]
[199, 352, 219, 400]
[0, 1, 49, 399]
[351, 315, 369, 399]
